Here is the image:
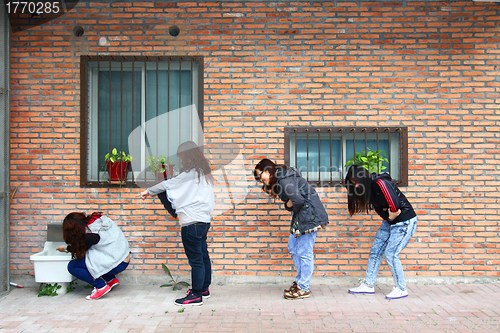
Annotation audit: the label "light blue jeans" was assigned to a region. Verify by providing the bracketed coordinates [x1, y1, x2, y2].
[365, 217, 417, 291]
[288, 231, 317, 292]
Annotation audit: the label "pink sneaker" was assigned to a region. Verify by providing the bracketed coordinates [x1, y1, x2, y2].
[86, 284, 111, 300]
[107, 278, 120, 290]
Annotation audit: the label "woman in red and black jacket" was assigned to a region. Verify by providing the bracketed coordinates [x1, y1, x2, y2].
[345, 165, 417, 300]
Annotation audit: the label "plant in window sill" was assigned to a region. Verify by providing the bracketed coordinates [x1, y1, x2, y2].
[345, 148, 389, 175]
[147, 155, 175, 182]
[104, 148, 132, 184]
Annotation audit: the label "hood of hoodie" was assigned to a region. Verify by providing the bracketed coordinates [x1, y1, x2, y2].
[275, 167, 302, 180]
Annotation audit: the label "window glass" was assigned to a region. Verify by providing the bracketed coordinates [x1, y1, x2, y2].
[82, 57, 203, 186]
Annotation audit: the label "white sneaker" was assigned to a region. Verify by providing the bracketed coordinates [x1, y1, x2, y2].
[348, 283, 375, 294]
[385, 287, 408, 299]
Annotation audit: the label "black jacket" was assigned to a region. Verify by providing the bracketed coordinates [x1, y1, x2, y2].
[370, 173, 416, 224]
[275, 168, 329, 234]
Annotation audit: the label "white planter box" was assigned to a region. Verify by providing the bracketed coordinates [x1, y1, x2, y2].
[30, 241, 74, 283]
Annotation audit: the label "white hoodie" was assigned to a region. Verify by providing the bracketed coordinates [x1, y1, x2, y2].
[85, 215, 130, 279]
[148, 169, 215, 226]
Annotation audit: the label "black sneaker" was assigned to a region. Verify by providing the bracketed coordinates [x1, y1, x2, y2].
[174, 290, 203, 306]
[202, 288, 210, 299]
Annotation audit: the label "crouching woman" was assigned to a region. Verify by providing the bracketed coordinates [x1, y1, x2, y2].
[56, 212, 130, 300]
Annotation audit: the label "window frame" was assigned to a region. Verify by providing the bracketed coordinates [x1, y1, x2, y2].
[284, 126, 409, 187]
[80, 55, 204, 188]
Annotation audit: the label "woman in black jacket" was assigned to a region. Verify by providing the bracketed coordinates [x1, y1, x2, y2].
[254, 159, 329, 299]
[345, 165, 417, 299]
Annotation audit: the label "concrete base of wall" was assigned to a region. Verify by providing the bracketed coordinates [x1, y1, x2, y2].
[10, 272, 500, 290]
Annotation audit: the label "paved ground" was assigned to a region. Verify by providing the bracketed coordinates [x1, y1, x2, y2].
[0, 282, 499, 333]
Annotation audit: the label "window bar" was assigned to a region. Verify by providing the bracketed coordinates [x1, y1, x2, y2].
[317, 128, 321, 183]
[375, 128, 380, 174]
[132, 58, 136, 183]
[144, 57, 148, 183]
[329, 128, 332, 183]
[191, 58, 193, 142]
[352, 128, 356, 167]
[397, 127, 403, 183]
[154, 57, 157, 178]
[167, 58, 170, 165]
[108, 57, 113, 183]
[386, 128, 391, 176]
[179, 58, 182, 144]
[306, 129, 309, 182]
[363, 127, 367, 164]
[120, 59, 124, 184]
[97, 57, 101, 183]
[340, 128, 344, 182]
[294, 129, 298, 170]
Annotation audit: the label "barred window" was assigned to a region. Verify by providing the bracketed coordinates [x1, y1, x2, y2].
[284, 127, 408, 186]
[80, 56, 204, 187]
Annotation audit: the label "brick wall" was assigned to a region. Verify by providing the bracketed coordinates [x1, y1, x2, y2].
[9, 1, 500, 281]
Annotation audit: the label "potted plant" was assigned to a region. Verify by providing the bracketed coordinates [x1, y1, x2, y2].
[147, 155, 175, 181]
[104, 148, 132, 184]
[345, 148, 389, 174]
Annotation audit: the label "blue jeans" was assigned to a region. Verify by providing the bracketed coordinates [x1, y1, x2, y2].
[181, 222, 211, 297]
[68, 258, 129, 289]
[287, 231, 317, 292]
[365, 217, 418, 291]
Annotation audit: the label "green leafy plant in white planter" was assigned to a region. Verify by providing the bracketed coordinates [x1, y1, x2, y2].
[345, 148, 389, 174]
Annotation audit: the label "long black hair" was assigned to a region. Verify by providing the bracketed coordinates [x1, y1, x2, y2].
[62, 212, 103, 259]
[253, 158, 288, 198]
[345, 165, 373, 216]
[177, 141, 214, 185]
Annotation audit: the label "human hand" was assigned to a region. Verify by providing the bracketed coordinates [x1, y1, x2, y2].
[56, 245, 66, 252]
[137, 190, 150, 200]
[388, 209, 401, 221]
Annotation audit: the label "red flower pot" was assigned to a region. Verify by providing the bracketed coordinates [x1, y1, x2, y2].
[156, 164, 175, 182]
[106, 161, 131, 183]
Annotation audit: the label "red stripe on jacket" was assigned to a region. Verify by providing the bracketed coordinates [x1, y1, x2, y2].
[376, 179, 397, 212]
[87, 212, 103, 226]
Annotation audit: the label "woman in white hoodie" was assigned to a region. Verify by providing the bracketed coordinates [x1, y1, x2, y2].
[139, 141, 215, 306]
[57, 212, 130, 300]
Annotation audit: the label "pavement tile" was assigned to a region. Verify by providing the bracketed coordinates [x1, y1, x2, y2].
[1, 283, 500, 332]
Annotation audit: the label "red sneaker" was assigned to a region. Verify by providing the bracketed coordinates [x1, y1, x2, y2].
[86, 284, 111, 300]
[107, 278, 120, 290]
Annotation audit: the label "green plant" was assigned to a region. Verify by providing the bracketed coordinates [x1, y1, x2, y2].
[38, 283, 61, 297]
[345, 148, 389, 174]
[147, 155, 173, 173]
[178, 308, 185, 313]
[66, 281, 77, 293]
[104, 148, 132, 163]
[160, 263, 190, 291]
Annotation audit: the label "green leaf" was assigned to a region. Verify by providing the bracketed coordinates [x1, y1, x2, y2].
[112, 148, 117, 155]
[160, 284, 173, 288]
[176, 281, 190, 288]
[161, 263, 174, 280]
